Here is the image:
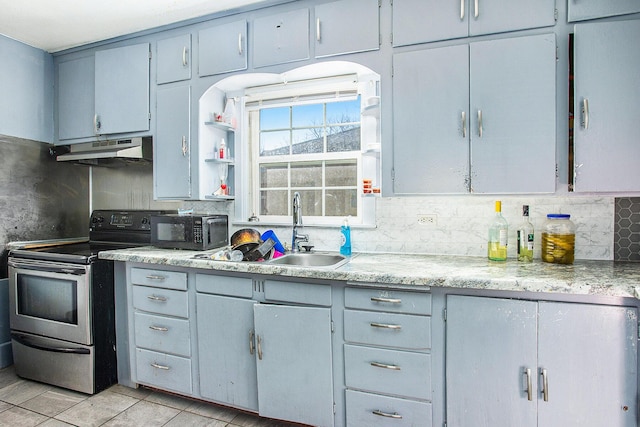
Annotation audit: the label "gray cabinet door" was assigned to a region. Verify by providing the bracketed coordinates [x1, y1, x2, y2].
[470, 34, 556, 193]
[569, 0, 640, 22]
[393, 44, 470, 194]
[95, 43, 150, 135]
[254, 304, 334, 427]
[446, 295, 538, 427]
[537, 302, 638, 427]
[314, 0, 379, 58]
[253, 9, 310, 68]
[573, 20, 640, 192]
[156, 34, 191, 84]
[58, 56, 95, 141]
[196, 294, 258, 411]
[155, 84, 191, 199]
[199, 20, 247, 77]
[468, 0, 556, 37]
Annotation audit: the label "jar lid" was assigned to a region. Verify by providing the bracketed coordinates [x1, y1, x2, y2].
[547, 213, 571, 219]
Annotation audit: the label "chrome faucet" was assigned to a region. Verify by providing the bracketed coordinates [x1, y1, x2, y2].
[291, 192, 309, 252]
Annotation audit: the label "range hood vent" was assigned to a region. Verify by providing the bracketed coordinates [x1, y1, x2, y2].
[56, 137, 152, 165]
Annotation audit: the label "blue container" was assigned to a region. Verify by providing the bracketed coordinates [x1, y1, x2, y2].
[261, 230, 285, 253]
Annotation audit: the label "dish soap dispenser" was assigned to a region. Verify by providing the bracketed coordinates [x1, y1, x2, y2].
[340, 217, 351, 256]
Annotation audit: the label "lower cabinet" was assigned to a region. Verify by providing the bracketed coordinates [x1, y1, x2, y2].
[446, 295, 638, 427]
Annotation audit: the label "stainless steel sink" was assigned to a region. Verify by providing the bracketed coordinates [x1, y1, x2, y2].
[268, 252, 349, 268]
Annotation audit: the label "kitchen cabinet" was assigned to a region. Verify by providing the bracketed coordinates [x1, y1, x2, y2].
[393, 33, 556, 194]
[446, 295, 638, 427]
[57, 56, 95, 141]
[198, 20, 247, 76]
[155, 84, 192, 199]
[95, 42, 150, 135]
[156, 34, 191, 84]
[253, 8, 310, 68]
[573, 19, 640, 192]
[392, 0, 556, 46]
[568, 0, 640, 22]
[314, 0, 379, 58]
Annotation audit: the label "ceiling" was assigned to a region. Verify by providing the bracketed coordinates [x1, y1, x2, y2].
[0, 0, 268, 53]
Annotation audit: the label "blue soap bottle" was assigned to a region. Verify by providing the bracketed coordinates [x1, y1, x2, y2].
[340, 217, 351, 256]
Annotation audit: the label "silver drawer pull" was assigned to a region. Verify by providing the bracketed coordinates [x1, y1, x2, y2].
[149, 325, 168, 332]
[146, 275, 166, 280]
[372, 410, 403, 419]
[150, 362, 170, 370]
[147, 295, 167, 302]
[371, 361, 401, 370]
[370, 322, 402, 330]
[370, 297, 402, 304]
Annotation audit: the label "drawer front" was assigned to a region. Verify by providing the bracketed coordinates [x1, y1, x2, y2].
[134, 312, 190, 357]
[135, 348, 192, 395]
[132, 285, 189, 318]
[345, 344, 431, 400]
[195, 274, 253, 298]
[346, 389, 432, 427]
[345, 287, 431, 315]
[131, 268, 187, 291]
[263, 280, 331, 306]
[344, 310, 431, 350]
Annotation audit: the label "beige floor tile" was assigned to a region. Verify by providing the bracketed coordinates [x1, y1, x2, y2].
[0, 406, 48, 427]
[38, 419, 76, 426]
[0, 366, 20, 390]
[0, 400, 12, 413]
[54, 390, 139, 427]
[145, 390, 195, 410]
[0, 379, 52, 405]
[101, 400, 181, 426]
[184, 401, 238, 422]
[163, 411, 228, 427]
[19, 388, 86, 417]
[108, 384, 153, 400]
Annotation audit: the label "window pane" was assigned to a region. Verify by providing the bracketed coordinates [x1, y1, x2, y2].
[297, 190, 323, 216]
[292, 128, 323, 154]
[291, 162, 322, 187]
[326, 189, 358, 217]
[327, 124, 360, 152]
[260, 107, 289, 130]
[260, 163, 288, 188]
[326, 160, 357, 186]
[260, 190, 288, 216]
[326, 97, 360, 125]
[260, 131, 290, 156]
[292, 104, 323, 128]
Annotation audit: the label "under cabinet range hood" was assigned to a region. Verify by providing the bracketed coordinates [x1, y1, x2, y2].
[56, 137, 152, 165]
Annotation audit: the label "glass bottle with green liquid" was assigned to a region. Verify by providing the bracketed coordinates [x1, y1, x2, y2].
[488, 200, 508, 261]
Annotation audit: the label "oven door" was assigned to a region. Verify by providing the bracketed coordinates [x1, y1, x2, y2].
[8, 258, 91, 345]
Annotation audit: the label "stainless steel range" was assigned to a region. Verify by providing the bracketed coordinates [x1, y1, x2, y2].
[7, 209, 174, 394]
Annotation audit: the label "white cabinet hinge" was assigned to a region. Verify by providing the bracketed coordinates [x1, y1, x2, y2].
[443, 308, 447, 321]
[148, 112, 151, 121]
[333, 402, 336, 414]
[148, 50, 152, 60]
[331, 320, 335, 333]
[554, 8, 558, 21]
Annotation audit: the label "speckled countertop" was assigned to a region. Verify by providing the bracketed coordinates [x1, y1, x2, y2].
[98, 247, 640, 300]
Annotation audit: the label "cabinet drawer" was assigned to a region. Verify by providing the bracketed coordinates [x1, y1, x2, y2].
[131, 268, 187, 291]
[345, 287, 431, 315]
[264, 280, 331, 306]
[345, 344, 431, 400]
[135, 348, 192, 395]
[346, 389, 432, 427]
[134, 312, 190, 357]
[344, 310, 431, 350]
[195, 274, 253, 298]
[132, 285, 189, 318]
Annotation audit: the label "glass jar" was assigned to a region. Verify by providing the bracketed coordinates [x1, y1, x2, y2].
[541, 214, 576, 264]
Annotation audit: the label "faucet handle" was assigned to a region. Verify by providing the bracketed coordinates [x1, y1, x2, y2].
[300, 244, 314, 252]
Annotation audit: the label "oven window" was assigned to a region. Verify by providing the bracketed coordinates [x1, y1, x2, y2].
[17, 275, 78, 324]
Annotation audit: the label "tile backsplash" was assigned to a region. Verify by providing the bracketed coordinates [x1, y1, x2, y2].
[614, 197, 640, 262]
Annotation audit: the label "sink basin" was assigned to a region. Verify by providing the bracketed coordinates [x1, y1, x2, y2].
[268, 252, 349, 268]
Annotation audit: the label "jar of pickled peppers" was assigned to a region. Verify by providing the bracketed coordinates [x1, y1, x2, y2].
[541, 214, 575, 264]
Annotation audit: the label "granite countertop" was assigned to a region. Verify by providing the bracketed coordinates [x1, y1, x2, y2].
[99, 246, 640, 300]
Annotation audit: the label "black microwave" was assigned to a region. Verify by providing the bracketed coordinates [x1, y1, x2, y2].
[150, 214, 228, 251]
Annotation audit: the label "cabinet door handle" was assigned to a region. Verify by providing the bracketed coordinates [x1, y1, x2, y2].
[370, 297, 402, 304]
[182, 47, 188, 67]
[581, 98, 589, 129]
[477, 109, 483, 138]
[370, 322, 402, 330]
[150, 362, 170, 370]
[147, 294, 167, 302]
[540, 368, 549, 401]
[146, 274, 166, 281]
[460, 0, 465, 19]
[372, 410, 403, 419]
[474, 0, 479, 18]
[249, 330, 255, 355]
[149, 325, 168, 332]
[316, 18, 321, 42]
[461, 111, 467, 138]
[524, 368, 532, 401]
[371, 361, 401, 370]
[181, 136, 188, 156]
[257, 334, 263, 360]
[238, 33, 243, 55]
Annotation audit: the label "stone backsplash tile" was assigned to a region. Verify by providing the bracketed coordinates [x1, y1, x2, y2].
[615, 197, 640, 262]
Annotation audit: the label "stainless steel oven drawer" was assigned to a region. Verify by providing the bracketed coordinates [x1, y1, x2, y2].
[134, 312, 190, 357]
[135, 348, 192, 395]
[132, 285, 189, 318]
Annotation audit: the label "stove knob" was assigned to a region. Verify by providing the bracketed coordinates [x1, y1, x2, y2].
[141, 217, 149, 224]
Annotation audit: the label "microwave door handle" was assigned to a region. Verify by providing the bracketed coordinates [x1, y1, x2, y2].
[11, 333, 91, 355]
[8, 261, 85, 275]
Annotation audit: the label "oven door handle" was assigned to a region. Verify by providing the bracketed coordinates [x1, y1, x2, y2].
[7, 260, 86, 275]
[11, 333, 91, 355]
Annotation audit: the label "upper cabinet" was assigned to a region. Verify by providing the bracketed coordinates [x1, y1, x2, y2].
[95, 43, 151, 136]
[253, 9, 310, 68]
[314, 0, 380, 58]
[58, 56, 95, 141]
[392, 0, 557, 46]
[199, 20, 248, 77]
[156, 34, 192, 84]
[573, 20, 640, 192]
[568, 0, 640, 22]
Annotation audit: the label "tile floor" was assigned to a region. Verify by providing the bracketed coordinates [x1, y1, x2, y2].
[0, 366, 304, 427]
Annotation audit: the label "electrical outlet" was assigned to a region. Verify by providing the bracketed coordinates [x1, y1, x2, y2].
[417, 214, 437, 226]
